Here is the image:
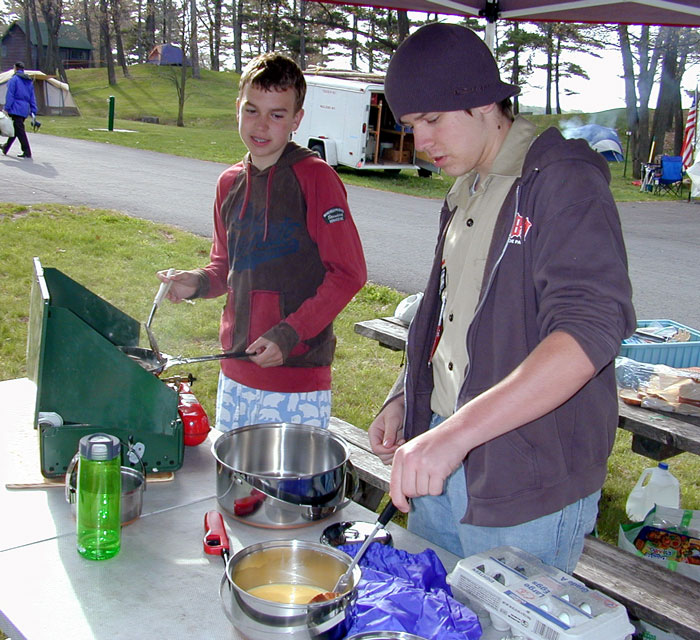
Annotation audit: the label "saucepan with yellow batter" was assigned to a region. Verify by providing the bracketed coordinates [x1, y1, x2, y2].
[220, 539, 361, 639]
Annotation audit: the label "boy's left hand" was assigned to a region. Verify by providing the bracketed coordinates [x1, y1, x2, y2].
[246, 337, 283, 368]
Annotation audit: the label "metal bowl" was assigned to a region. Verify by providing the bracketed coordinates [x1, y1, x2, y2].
[212, 423, 356, 528]
[66, 464, 145, 525]
[220, 539, 360, 639]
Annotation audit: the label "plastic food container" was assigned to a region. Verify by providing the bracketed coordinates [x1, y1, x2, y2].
[620, 319, 700, 368]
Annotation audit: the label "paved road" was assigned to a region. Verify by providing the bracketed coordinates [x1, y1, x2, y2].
[2, 133, 699, 330]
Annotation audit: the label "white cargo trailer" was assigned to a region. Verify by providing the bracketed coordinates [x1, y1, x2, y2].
[292, 73, 437, 176]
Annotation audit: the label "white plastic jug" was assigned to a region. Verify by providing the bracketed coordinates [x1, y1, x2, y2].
[625, 462, 680, 522]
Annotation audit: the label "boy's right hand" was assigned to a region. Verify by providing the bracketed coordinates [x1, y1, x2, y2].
[156, 269, 199, 303]
[369, 396, 406, 465]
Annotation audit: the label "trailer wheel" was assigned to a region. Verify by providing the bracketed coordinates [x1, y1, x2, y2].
[417, 168, 432, 178]
[310, 143, 326, 161]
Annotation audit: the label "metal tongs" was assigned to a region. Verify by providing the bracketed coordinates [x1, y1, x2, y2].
[145, 268, 175, 363]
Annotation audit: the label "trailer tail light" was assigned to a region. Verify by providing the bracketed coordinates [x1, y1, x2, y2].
[362, 123, 366, 133]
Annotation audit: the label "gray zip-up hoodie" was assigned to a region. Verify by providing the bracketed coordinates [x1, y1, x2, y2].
[399, 126, 636, 527]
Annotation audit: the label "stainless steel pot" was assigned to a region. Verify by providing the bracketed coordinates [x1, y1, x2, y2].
[212, 423, 357, 528]
[220, 539, 360, 640]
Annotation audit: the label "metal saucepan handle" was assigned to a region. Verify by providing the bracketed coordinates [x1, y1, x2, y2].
[163, 350, 250, 369]
[219, 572, 235, 624]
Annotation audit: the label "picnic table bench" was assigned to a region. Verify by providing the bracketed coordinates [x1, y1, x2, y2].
[329, 415, 700, 640]
[355, 316, 700, 461]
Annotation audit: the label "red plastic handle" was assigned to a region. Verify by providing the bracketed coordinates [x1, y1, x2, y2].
[233, 488, 266, 516]
[203, 510, 230, 556]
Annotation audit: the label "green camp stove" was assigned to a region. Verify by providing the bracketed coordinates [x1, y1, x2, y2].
[27, 257, 184, 478]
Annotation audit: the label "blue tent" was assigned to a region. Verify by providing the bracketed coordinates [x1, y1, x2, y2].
[147, 44, 187, 66]
[563, 124, 624, 162]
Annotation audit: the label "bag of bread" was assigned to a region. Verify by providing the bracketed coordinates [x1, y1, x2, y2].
[615, 357, 700, 417]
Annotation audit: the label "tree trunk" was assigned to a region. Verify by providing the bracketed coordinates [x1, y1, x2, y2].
[31, 0, 45, 72]
[145, 0, 155, 56]
[651, 27, 679, 158]
[509, 24, 520, 115]
[618, 25, 641, 179]
[23, 3, 33, 67]
[397, 10, 409, 43]
[554, 29, 562, 115]
[189, 0, 200, 78]
[672, 35, 690, 155]
[38, 0, 64, 79]
[544, 24, 553, 115]
[99, 0, 117, 85]
[232, 0, 243, 73]
[110, 0, 130, 77]
[299, 0, 306, 69]
[212, 0, 222, 71]
[177, 62, 187, 126]
[350, 12, 358, 70]
[368, 15, 375, 73]
[82, 0, 93, 51]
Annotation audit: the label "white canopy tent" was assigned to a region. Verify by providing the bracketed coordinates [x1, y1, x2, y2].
[0, 69, 80, 116]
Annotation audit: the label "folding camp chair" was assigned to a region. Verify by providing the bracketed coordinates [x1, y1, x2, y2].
[654, 155, 684, 197]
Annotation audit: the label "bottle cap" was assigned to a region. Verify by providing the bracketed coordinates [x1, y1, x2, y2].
[79, 433, 120, 461]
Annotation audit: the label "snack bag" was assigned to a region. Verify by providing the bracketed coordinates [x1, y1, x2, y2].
[633, 525, 700, 564]
[619, 506, 700, 582]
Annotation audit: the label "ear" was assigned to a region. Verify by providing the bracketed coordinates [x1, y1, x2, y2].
[475, 102, 497, 115]
[291, 108, 304, 132]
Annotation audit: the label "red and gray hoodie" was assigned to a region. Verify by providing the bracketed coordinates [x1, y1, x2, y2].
[192, 142, 367, 392]
[397, 126, 636, 527]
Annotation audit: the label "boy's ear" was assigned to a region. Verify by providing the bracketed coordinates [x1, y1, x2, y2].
[291, 108, 304, 132]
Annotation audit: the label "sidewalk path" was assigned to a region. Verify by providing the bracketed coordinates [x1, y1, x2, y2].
[2, 133, 699, 330]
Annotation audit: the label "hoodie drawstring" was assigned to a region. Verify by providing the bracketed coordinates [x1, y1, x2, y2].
[238, 158, 253, 222]
[238, 158, 276, 243]
[264, 165, 276, 242]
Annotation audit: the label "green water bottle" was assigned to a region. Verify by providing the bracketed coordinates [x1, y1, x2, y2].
[76, 433, 121, 560]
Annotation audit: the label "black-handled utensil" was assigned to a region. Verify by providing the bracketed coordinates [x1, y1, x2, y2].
[331, 501, 398, 593]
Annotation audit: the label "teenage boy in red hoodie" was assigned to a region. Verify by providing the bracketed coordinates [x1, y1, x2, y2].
[158, 53, 366, 431]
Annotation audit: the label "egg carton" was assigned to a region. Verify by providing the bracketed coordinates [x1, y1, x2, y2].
[446, 546, 634, 640]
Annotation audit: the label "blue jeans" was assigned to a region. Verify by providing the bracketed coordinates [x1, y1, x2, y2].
[407, 414, 600, 573]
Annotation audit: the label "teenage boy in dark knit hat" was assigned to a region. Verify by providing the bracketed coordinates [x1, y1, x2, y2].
[369, 23, 636, 571]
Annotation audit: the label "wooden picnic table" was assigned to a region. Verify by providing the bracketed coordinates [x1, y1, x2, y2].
[355, 316, 700, 461]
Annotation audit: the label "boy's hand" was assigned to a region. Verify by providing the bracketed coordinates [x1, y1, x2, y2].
[369, 396, 406, 465]
[246, 336, 283, 368]
[156, 269, 199, 302]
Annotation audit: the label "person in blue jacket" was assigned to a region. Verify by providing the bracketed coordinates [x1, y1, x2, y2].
[2, 62, 37, 159]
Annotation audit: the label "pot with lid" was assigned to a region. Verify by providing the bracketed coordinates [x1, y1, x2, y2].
[212, 423, 357, 528]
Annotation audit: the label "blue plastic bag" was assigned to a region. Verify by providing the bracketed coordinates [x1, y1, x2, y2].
[339, 543, 482, 639]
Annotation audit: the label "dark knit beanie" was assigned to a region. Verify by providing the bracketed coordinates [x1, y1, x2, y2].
[385, 23, 520, 121]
